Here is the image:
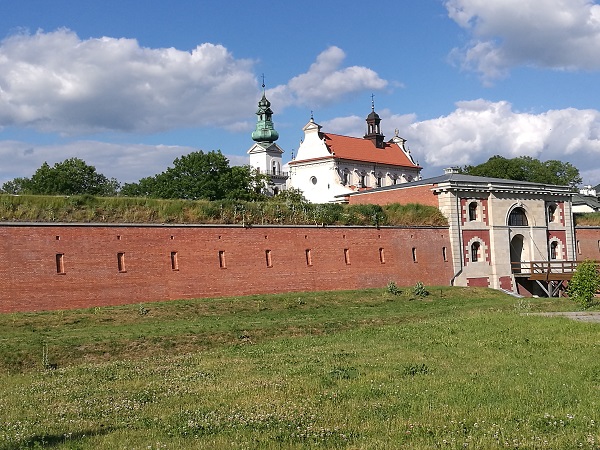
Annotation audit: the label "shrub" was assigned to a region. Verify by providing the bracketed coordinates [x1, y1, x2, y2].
[386, 281, 401, 296]
[413, 282, 429, 297]
[567, 260, 600, 309]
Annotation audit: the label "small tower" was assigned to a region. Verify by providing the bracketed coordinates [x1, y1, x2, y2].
[251, 83, 279, 145]
[364, 94, 385, 148]
[247, 78, 287, 195]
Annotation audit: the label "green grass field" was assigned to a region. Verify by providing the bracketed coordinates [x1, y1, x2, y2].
[1, 287, 599, 449]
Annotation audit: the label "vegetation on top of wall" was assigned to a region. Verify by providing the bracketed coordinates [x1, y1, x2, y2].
[0, 194, 448, 227]
[574, 212, 600, 226]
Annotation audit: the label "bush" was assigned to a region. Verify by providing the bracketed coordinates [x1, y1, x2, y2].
[567, 260, 600, 309]
[387, 281, 401, 296]
[413, 282, 429, 297]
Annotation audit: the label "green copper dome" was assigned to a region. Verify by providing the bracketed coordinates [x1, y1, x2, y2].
[252, 92, 279, 144]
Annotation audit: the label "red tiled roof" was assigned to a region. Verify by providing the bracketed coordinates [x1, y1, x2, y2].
[322, 133, 420, 168]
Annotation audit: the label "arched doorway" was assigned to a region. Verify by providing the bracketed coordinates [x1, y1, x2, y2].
[510, 234, 525, 273]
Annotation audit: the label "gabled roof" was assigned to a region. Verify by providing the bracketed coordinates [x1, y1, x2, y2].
[322, 133, 420, 168]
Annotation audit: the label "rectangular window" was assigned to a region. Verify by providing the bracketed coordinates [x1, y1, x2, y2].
[55, 253, 65, 274]
[170, 251, 179, 271]
[379, 248, 385, 264]
[117, 252, 126, 272]
[305, 249, 313, 266]
[265, 249, 273, 268]
[218, 250, 226, 269]
[344, 248, 351, 265]
[412, 247, 417, 263]
[442, 247, 448, 262]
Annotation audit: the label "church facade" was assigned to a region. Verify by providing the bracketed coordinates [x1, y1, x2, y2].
[287, 106, 421, 203]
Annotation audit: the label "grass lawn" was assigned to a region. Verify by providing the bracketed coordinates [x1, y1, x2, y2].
[0, 287, 598, 449]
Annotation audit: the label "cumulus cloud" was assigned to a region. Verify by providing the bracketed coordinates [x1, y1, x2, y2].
[445, 0, 600, 82]
[267, 46, 388, 108]
[0, 29, 258, 134]
[321, 101, 600, 184]
[400, 100, 600, 183]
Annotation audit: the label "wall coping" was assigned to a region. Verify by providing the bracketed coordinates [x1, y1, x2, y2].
[0, 222, 450, 230]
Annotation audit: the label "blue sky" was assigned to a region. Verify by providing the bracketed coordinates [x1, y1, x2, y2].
[1, 0, 600, 187]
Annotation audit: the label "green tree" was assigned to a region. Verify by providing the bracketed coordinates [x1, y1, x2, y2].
[1, 158, 119, 196]
[1, 177, 30, 195]
[567, 260, 600, 309]
[461, 156, 582, 187]
[120, 150, 270, 201]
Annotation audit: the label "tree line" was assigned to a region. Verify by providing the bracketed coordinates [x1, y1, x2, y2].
[1, 150, 271, 201]
[0, 152, 583, 200]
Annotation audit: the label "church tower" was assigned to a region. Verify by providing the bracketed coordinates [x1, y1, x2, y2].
[364, 95, 385, 148]
[247, 80, 287, 194]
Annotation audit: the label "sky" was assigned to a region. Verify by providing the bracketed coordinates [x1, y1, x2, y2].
[1, 0, 600, 188]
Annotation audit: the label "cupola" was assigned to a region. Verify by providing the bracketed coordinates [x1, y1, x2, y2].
[251, 80, 279, 145]
[363, 95, 385, 148]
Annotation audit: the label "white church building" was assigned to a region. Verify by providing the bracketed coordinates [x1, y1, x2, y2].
[247, 89, 421, 203]
[287, 106, 422, 203]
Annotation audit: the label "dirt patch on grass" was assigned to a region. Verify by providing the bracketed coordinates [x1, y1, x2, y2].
[526, 312, 600, 323]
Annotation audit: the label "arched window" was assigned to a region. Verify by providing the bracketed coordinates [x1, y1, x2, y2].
[468, 202, 478, 221]
[508, 207, 528, 226]
[550, 241, 558, 260]
[342, 171, 349, 186]
[547, 204, 557, 223]
[471, 242, 481, 262]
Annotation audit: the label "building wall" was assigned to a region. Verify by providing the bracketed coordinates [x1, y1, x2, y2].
[0, 224, 454, 313]
[575, 227, 600, 260]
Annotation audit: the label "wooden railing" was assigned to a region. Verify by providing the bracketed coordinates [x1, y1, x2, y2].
[511, 260, 579, 280]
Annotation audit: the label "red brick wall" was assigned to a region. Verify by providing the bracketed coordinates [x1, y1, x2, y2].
[348, 184, 439, 207]
[548, 230, 567, 259]
[575, 227, 600, 260]
[499, 276, 513, 291]
[0, 224, 454, 313]
[462, 229, 491, 265]
[467, 277, 489, 287]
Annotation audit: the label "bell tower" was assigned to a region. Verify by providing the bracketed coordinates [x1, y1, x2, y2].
[247, 77, 287, 194]
[364, 94, 385, 148]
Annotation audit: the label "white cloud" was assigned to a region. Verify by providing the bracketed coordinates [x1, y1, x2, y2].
[0, 29, 258, 134]
[267, 46, 388, 108]
[445, 0, 600, 82]
[0, 140, 247, 186]
[394, 100, 600, 183]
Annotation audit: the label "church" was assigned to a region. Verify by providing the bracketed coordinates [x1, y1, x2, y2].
[247, 90, 422, 203]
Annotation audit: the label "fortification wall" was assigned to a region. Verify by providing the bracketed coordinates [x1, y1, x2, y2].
[575, 227, 600, 261]
[0, 224, 454, 313]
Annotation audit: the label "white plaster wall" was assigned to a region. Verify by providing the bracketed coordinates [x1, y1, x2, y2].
[289, 160, 354, 203]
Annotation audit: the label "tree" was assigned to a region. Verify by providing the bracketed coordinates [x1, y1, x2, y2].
[120, 150, 270, 201]
[567, 260, 600, 309]
[1, 158, 119, 196]
[461, 156, 582, 187]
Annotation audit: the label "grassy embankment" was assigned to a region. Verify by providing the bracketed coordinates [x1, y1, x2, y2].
[1, 287, 599, 449]
[0, 194, 447, 226]
[575, 212, 600, 226]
